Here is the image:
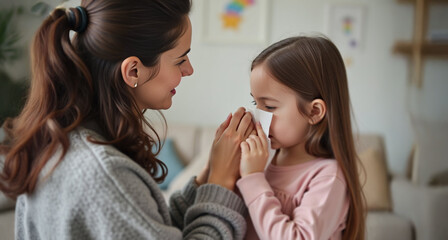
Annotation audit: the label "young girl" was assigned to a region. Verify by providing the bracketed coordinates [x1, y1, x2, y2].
[0, 0, 253, 239]
[237, 36, 365, 240]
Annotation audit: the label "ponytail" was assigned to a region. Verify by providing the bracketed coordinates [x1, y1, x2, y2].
[0, 8, 93, 198]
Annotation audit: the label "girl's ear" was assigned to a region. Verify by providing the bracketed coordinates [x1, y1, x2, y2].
[308, 99, 327, 125]
[121, 56, 142, 88]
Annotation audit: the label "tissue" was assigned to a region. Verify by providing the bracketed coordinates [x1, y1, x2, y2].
[247, 108, 276, 169]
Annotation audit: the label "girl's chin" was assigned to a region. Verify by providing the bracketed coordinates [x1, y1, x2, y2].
[159, 98, 173, 110]
[269, 141, 281, 150]
[145, 101, 172, 110]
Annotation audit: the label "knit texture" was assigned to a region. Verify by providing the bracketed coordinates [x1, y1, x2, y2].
[14, 127, 247, 239]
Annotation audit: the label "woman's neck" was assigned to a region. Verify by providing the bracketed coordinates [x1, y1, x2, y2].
[273, 143, 316, 166]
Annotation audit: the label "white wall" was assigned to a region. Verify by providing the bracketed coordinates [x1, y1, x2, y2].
[3, 0, 448, 175]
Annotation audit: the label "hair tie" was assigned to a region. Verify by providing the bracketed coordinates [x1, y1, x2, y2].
[66, 6, 88, 33]
[76, 6, 88, 33]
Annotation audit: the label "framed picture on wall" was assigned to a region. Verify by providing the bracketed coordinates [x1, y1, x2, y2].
[324, 4, 366, 53]
[202, 0, 269, 44]
[324, 3, 366, 67]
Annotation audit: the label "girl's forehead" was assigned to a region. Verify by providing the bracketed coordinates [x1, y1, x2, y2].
[250, 75, 296, 100]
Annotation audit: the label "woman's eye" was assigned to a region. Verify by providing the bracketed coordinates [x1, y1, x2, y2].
[265, 106, 276, 110]
[251, 100, 257, 105]
[176, 59, 186, 66]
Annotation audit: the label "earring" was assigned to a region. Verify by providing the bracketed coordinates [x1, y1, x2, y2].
[134, 82, 138, 88]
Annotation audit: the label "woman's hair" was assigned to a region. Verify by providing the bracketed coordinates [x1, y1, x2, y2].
[251, 35, 365, 240]
[0, 0, 192, 199]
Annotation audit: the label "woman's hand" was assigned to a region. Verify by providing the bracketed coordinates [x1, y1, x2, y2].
[207, 107, 254, 191]
[240, 122, 269, 177]
[195, 114, 232, 186]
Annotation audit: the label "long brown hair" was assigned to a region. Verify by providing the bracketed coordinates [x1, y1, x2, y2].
[252, 35, 366, 240]
[0, 0, 192, 199]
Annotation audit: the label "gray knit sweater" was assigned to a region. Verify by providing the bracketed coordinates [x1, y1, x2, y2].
[13, 127, 247, 239]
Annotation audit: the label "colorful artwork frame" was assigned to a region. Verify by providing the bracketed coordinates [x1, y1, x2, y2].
[202, 0, 269, 44]
[324, 4, 366, 54]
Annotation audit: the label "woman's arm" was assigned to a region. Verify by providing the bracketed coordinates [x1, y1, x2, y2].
[169, 177, 198, 229]
[86, 160, 247, 240]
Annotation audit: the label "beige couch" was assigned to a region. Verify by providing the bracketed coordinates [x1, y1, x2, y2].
[1, 124, 447, 239]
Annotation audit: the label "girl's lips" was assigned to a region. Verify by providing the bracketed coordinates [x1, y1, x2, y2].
[171, 89, 176, 95]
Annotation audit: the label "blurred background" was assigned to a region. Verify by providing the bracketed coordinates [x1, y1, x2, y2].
[1, 0, 446, 177]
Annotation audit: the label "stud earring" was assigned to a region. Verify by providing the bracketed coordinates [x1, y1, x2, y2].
[134, 82, 138, 88]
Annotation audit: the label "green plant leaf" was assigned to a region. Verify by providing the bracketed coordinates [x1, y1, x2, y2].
[0, 8, 21, 66]
[31, 2, 51, 16]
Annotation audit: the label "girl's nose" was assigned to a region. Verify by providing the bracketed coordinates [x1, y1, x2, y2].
[181, 58, 194, 77]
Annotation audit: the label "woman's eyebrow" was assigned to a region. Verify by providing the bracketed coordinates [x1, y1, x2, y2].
[177, 48, 190, 58]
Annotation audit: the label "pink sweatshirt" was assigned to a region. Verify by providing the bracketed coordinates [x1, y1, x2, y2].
[237, 158, 349, 240]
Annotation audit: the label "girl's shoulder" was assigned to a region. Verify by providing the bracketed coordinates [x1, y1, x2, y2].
[306, 158, 346, 183]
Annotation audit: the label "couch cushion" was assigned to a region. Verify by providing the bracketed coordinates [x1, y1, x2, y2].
[163, 149, 209, 200]
[411, 116, 448, 185]
[366, 212, 413, 240]
[359, 148, 392, 211]
[0, 209, 15, 240]
[198, 126, 217, 154]
[150, 123, 199, 165]
[154, 138, 185, 190]
[0, 192, 15, 212]
[354, 134, 384, 156]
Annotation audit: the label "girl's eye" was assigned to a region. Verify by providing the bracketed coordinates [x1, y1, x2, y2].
[176, 59, 186, 66]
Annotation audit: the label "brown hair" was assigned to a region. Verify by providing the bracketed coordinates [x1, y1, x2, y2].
[252, 35, 366, 240]
[0, 0, 192, 199]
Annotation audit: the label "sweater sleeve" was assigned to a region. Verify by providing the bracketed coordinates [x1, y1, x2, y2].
[88, 166, 247, 240]
[183, 183, 248, 239]
[169, 177, 198, 229]
[170, 177, 248, 239]
[237, 172, 348, 240]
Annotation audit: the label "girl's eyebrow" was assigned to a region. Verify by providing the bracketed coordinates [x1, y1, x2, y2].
[177, 48, 191, 58]
[250, 93, 279, 102]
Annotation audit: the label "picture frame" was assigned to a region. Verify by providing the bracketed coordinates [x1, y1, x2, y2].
[202, 0, 268, 44]
[324, 4, 366, 54]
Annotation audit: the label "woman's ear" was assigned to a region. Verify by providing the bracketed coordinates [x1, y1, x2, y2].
[121, 56, 142, 88]
[308, 99, 327, 125]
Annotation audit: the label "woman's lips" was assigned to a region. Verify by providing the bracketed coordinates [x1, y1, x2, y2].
[171, 89, 176, 95]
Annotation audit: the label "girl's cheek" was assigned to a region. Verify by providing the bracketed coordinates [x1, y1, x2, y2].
[269, 115, 277, 136]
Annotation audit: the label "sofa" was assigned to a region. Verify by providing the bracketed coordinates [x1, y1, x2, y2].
[1, 123, 447, 239]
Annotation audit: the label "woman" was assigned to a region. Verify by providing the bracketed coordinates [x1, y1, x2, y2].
[0, 0, 252, 239]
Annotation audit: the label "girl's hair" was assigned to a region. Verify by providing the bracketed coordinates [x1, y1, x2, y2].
[252, 35, 365, 240]
[0, 0, 192, 199]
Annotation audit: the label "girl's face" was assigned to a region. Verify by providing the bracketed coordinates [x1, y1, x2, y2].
[135, 17, 193, 110]
[250, 64, 311, 150]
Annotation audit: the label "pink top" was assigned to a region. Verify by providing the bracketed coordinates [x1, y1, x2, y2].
[236, 159, 349, 240]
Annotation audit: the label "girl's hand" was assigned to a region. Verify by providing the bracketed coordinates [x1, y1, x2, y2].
[207, 107, 254, 191]
[240, 122, 269, 177]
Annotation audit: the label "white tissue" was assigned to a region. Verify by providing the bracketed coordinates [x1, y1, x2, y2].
[247, 108, 276, 169]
